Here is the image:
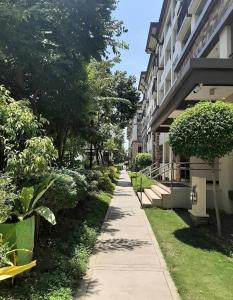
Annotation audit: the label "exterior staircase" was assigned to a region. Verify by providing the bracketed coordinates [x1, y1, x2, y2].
[137, 181, 171, 208]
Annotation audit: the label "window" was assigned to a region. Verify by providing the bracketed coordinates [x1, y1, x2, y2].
[182, 26, 191, 48]
[196, 0, 206, 18]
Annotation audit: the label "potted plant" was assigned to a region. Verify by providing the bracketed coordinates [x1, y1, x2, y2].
[0, 176, 56, 265]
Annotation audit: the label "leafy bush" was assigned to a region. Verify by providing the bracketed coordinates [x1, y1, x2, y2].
[98, 173, 115, 193]
[0, 86, 43, 154]
[0, 234, 11, 267]
[7, 137, 57, 183]
[107, 166, 119, 182]
[61, 169, 87, 198]
[0, 176, 17, 223]
[41, 170, 78, 212]
[134, 153, 152, 171]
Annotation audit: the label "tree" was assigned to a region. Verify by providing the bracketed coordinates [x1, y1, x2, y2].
[0, 86, 43, 170]
[0, 0, 127, 165]
[134, 153, 152, 171]
[86, 59, 139, 168]
[169, 101, 233, 236]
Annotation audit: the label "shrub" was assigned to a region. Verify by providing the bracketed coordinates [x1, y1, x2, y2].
[134, 153, 152, 171]
[0, 176, 17, 223]
[98, 173, 115, 193]
[41, 170, 78, 212]
[61, 169, 87, 198]
[7, 137, 57, 184]
[0, 240, 11, 267]
[107, 166, 119, 182]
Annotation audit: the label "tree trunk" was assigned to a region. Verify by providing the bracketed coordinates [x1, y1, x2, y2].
[99, 150, 104, 166]
[89, 141, 93, 170]
[95, 146, 100, 165]
[211, 165, 222, 236]
[56, 128, 68, 167]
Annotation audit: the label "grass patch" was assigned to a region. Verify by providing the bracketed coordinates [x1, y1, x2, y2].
[128, 171, 154, 191]
[145, 208, 233, 300]
[0, 191, 112, 300]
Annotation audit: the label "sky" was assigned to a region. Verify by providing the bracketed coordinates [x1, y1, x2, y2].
[112, 0, 163, 149]
[113, 0, 163, 83]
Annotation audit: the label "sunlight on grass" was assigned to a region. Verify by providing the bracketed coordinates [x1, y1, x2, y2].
[128, 171, 154, 191]
[145, 208, 233, 300]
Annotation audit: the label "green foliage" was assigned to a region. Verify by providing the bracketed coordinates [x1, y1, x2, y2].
[41, 169, 86, 212]
[0, 176, 17, 223]
[128, 171, 155, 192]
[13, 177, 56, 225]
[134, 153, 152, 171]
[107, 166, 119, 182]
[98, 173, 115, 193]
[169, 101, 233, 163]
[0, 86, 44, 170]
[0, 234, 11, 267]
[0, 191, 112, 299]
[0, 0, 127, 165]
[7, 137, 57, 182]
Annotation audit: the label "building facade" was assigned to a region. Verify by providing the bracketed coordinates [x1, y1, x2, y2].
[127, 104, 143, 166]
[134, 0, 233, 213]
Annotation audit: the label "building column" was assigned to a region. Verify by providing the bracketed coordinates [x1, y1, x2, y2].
[169, 146, 173, 181]
[155, 132, 161, 168]
[219, 25, 232, 58]
[162, 139, 166, 180]
[151, 132, 155, 163]
[175, 155, 181, 182]
[219, 152, 233, 214]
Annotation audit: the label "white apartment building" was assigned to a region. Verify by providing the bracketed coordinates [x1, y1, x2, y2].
[136, 0, 233, 213]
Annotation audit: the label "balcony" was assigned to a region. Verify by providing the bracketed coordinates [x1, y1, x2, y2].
[177, 0, 192, 35]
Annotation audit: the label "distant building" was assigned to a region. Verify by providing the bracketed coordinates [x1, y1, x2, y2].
[127, 104, 143, 167]
[134, 0, 233, 213]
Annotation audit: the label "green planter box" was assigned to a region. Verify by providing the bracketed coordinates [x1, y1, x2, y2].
[0, 216, 35, 266]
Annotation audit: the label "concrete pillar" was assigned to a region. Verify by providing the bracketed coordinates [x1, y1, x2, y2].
[151, 132, 155, 163]
[175, 155, 181, 182]
[219, 25, 232, 58]
[169, 146, 173, 180]
[155, 132, 161, 168]
[189, 177, 209, 221]
[162, 138, 166, 180]
[219, 153, 233, 214]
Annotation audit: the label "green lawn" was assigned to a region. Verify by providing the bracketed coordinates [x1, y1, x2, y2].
[145, 208, 233, 300]
[0, 192, 112, 300]
[128, 171, 155, 191]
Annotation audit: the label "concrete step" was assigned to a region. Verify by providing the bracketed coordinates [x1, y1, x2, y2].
[151, 185, 170, 198]
[155, 180, 171, 193]
[137, 192, 152, 207]
[144, 189, 161, 203]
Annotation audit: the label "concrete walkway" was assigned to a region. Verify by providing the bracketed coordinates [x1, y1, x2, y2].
[77, 171, 180, 300]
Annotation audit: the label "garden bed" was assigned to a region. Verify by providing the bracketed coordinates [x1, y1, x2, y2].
[0, 191, 112, 300]
[145, 208, 233, 300]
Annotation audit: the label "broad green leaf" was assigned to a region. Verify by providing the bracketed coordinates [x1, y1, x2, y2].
[35, 206, 56, 225]
[19, 187, 34, 213]
[31, 177, 55, 209]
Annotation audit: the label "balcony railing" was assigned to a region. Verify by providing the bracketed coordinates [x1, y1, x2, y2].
[177, 0, 192, 34]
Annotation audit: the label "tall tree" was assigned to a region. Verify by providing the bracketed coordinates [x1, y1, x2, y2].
[0, 0, 127, 164]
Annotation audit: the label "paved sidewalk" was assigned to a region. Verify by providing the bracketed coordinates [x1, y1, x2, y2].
[77, 171, 180, 300]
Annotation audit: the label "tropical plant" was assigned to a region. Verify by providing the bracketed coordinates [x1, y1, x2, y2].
[134, 153, 152, 171]
[41, 170, 79, 212]
[169, 101, 233, 236]
[0, 176, 17, 223]
[10, 177, 56, 225]
[0, 86, 43, 170]
[0, 234, 11, 267]
[7, 137, 57, 183]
